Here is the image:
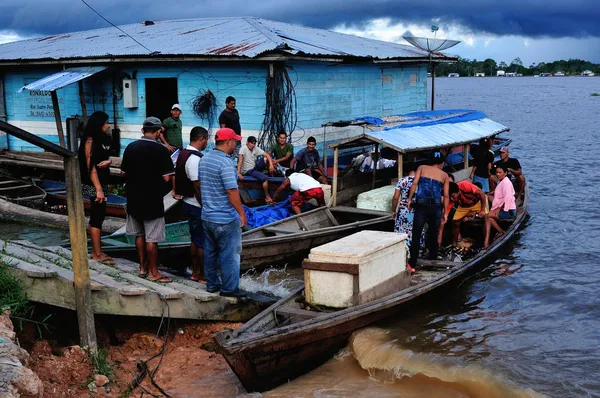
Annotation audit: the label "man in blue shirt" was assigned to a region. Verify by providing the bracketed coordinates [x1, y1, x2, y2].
[290, 136, 328, 184]
[199, 128, 247, 297]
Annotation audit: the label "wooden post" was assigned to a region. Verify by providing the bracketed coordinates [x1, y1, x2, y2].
[322, 126, 327, 173]
[64, 156, 97, 352]
[372, 144, 379, 189]
[78, 81, 88, 125]
[397, 152, 403, 180]
[463, 145, 469, 169]
[51, 91, 66, 148]
[332, 147, 339, 207]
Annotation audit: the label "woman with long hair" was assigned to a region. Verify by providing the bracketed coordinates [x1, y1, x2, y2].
[78, 111, 115, 265]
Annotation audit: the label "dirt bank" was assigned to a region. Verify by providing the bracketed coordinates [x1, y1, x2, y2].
[24, 321, 245, 398]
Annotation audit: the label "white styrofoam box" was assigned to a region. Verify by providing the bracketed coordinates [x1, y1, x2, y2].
[356, 185, 396, 213]
[305, 230, 408, 308]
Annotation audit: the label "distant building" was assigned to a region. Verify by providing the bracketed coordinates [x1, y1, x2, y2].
[581, 70, 595, 76]
[496, 70, 506, 77]
[554, 71, 565, 77]
[505, 72, 517, 77]
[474, 72, 485, 77]
[448, 73, 460, 78]
[0, 17, 455, 154]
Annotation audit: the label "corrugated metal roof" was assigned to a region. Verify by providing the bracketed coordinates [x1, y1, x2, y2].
[17, 66, 107, 92]
[330, 117, 509, 153]
[0, 17, 451, 62]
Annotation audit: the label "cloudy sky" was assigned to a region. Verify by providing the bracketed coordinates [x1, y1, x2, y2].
[1, 0, 599, 64]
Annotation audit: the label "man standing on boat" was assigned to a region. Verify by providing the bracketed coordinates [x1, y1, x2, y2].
[449, 180, 492, 249]
[491, 147, 526, 201]
[290, 136, 328, 184]
[406, 152, 451, 272]
[175, 127, 208, 283]
[199, 128, 248, 298]
[121, 117, 175, 283]
[272, 169, 326, 214]
[237, 136, 276, 204]
[219, 96, 242, 160]
[469, 138, 494, 192]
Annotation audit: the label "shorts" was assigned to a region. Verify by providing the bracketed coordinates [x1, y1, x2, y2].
[472, 175, 490, 192]
[126, 215, 166, 243]
[453, 197, 489, 221]
[88, 200, 106, 229]
[290, 188, 325, 208]
[184, 202, 205, 247]
[499, 209, 517, 219]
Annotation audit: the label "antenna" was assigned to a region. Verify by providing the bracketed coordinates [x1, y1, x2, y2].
[402, 27, 460, 110]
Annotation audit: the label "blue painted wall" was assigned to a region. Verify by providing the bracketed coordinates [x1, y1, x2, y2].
[2, 61, 427, 153]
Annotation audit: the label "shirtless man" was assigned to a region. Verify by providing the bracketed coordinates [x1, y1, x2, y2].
[406, 151, 451, 272]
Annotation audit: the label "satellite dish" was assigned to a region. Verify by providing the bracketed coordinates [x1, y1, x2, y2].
[402, 35, 461, 111]
[402, 36, 461, 53]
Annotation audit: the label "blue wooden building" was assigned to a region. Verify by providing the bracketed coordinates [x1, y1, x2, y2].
[0, 17, 454, 155]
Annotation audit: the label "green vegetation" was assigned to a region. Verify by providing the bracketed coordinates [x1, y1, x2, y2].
[434, 58, 600, 77]
[591, 93, 600, 97]
[91, 347, 114, 381]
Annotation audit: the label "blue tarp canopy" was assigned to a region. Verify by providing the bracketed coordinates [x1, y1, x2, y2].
[329, 110, 509, 153]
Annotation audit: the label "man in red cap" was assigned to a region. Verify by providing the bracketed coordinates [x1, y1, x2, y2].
[198, 128, 248, 297]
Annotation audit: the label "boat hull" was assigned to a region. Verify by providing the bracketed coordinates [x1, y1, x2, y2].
[214, 186, 530, 392]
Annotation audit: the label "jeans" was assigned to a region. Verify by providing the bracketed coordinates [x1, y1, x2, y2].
[409, 202, 442, 267]
[202, 218, 242, 294]
[244, 158, 269, 182]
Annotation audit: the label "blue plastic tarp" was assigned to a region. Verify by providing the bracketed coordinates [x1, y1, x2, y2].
[384, 110, 487, 130]
[243, 199, 293, 229]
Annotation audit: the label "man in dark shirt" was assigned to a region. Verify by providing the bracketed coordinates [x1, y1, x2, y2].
[290, 136, 328, 184]
[219, 96, 241, 159]
[469, 138, 494, 192]
[266, 131, 294, 171]
[160, 104, 183, 152]
[121, 117, 175, 283]
[491, 146, 526, 200]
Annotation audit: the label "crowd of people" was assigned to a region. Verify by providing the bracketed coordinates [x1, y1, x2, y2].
[80, 96, 330, 297]
[391, 140, 525, 273]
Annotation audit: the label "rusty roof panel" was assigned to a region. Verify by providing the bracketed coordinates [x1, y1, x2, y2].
[0, 17, 450, 62]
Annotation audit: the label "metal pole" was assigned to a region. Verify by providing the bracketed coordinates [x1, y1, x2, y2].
[332, 147, 339, 207]
[64, 156, 97, 352]
[372, 144, 379, 189]
[431, 64, 436, 111]
[51, 91, 66, 148]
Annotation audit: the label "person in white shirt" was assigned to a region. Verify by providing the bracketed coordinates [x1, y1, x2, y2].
[237, 136, 275, 203]
[272, 169, 325, 214]
[174, 127, 208, 282]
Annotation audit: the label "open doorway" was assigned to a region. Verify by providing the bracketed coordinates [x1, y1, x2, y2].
[145, 78, 178, 121]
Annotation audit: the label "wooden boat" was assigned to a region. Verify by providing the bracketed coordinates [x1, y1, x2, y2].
[213, 186, 530, 393]
[98, 206, 392, 270]
[36, 179, 127, 217]
[0, 174, 46, 204]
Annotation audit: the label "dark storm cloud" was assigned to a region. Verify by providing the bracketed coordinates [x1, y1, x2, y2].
[1, 0, 599, 38]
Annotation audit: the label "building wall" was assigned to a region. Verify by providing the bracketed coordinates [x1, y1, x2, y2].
[1, 61, 427, 157]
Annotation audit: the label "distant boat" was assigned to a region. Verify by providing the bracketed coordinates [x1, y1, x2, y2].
[447, 73, 460, 78]
[581, 70, 595, 77]
[539, 73, 552, 77]
[554, 71, 565, 77]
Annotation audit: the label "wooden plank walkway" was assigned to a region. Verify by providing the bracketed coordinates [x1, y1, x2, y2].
[0, 239, 262, 321]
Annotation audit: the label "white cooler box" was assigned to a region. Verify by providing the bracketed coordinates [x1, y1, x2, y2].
[303, 230, 409, 308]
[356, 185, 396, 213]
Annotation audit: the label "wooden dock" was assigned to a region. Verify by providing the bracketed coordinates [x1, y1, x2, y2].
[0, 239, 262, 322]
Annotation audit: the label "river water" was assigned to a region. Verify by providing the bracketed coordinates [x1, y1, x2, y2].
[263, 77, 600, 398]
[2, 77, 599, 397]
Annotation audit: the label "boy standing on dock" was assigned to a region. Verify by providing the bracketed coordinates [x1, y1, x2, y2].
[199, 128, 248, 297]
[175, 127, 208, 283]
[121, 117, 175, 283]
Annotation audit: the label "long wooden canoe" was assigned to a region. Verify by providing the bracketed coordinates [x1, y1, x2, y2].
[213, 185, 529, 393]
[35, 179, 127, 217]
[98, 206, 392, 270]
[0, 174, 46, 204]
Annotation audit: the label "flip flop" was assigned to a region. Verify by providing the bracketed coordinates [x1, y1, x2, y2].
[149, 276, 173, 283]
[189, 276, 206, 284]
[95, 257, 116, 266]
[138, 272, 148, 279]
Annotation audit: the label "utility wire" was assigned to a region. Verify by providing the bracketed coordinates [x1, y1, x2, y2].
[80, 0, 156, 54]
